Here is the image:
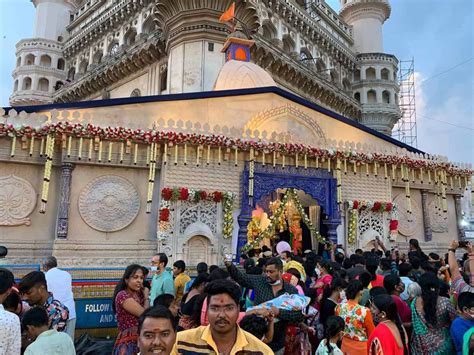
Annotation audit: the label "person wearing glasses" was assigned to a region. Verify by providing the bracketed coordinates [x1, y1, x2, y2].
[173, 279, 273, 354]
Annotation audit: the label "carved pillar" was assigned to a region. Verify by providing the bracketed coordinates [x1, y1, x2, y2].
[454, 194, 466, 240]
[56, 163, 74, 239]
[420, 190, 432, 242]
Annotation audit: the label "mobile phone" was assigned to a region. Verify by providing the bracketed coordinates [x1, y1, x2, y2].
[459, 241, 469, 248]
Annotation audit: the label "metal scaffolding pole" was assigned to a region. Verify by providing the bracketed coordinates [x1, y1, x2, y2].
[392, 58, 418, 147]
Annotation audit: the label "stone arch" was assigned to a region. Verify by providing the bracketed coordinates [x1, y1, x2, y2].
[367, 89, 377, 104]
[342, 77, 351, 91]
[366, 67, 376, 80]
[22, 77, 32, 90]
[130, 88, 141, 97]
[184, 235, 212, 266]
[244, 104, 326, 142]
[354, 91, 361, 102]
[25, 54, 35, 66]
[354, 69, 361, 81]
[381, 68, 390, 80]
[262, 19, 277, 40]
[282, 33, 296, 55]
[78, 59, 88, 74]
[182, 221, 217, 246]
[37, 78, 49, 92]
[108, 42, 119, 55]
[142, 15, 157, 35]
[382, 90, 390, 104]
[40, 54, 51, 67]
[330, 69, 340, 84]
[67, 67, 75, 81]
[124, 27, 137, 46]
[92, 51, 103, 65]
[316, 58, 326, 73]
[57, 58, 65, 70]
[13, 80, 18, 92]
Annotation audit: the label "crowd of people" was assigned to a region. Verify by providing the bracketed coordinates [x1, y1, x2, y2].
[0, 238, 473, 355]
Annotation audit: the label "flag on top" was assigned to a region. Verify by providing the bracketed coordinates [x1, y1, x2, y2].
[219, 2, 235, 23]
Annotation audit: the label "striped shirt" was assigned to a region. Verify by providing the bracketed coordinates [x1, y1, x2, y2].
[172, 325, 273, 354]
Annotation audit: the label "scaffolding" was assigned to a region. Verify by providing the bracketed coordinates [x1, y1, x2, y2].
[393, 58, 418, 147]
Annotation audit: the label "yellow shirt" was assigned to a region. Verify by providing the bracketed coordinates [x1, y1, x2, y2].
[174, 273, 191, 304]
[172, 325, 274, 355]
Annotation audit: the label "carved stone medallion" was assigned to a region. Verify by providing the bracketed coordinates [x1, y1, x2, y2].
[393, 194, 420, 237]
[428, 200, 448, 233]
[78, 175, 140, 232]
[0, 174, 37, 226]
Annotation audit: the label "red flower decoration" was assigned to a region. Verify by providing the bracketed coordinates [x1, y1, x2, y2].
[179, 188, 189, 201]
[389, 220, 398, 231]
[385, 202, 393, 212]
[159, 208, 170, 222]
[161, 188, 173, 201]
[199, 191, 208, 200]
[213, 191, 223, 203]
[372, 202, 382, 212]
[353, 201, 359, 210]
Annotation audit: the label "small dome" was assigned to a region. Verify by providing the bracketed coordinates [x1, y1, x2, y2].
[214, 60, 276, 91]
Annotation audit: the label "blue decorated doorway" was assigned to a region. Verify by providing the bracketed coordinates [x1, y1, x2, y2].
[237, 163, 341, 256]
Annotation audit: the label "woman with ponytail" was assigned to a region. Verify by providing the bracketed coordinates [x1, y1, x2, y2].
[315, 315, 345, 354]
[411, 272, 456, 354]
[368, 294, 408, 355]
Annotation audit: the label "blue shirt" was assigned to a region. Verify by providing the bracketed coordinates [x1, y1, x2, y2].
[450, 316, 474, 354]
[150, 269, 175, 305]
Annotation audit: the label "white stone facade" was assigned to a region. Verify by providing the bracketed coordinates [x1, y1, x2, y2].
[10, 0, 401, 135]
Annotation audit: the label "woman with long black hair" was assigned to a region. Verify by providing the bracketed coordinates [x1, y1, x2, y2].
[411, 272, 456, 354]
[408, 238, 428, 262]
[112, 264, 149, 355]
[368, 294, 408, 355]
[315, 315, 345, 354]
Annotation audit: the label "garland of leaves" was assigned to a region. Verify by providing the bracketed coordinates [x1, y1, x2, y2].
[242, 188, 324, 253]
[157, 187, 235, 241]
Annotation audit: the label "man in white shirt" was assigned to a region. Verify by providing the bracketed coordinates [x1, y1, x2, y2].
[0, 268, 21, 355]
[22, 306, 75, 355]
[43, 257, 76, 340]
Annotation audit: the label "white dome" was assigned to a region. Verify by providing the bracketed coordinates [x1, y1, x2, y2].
[214, 60, 276, 91]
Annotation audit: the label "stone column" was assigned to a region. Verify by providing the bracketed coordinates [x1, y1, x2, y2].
[324, 221, 339, 244]
[420, 190, 432, 242]
[56, 163, 74, 239]
[454, 194, 466, 240]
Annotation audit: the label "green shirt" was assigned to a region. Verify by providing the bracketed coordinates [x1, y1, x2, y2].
[150, 269, 175, 305]
[24, 329, 75, 355]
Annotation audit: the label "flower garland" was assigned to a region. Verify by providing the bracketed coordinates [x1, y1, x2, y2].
[347, 209, 358, 245]
[241, 188, 324, 253]
[157, 187, 235, 241]
[39, 134, 55, 213]
[1, 122, 471, 178]
[346, 200, 399, 244]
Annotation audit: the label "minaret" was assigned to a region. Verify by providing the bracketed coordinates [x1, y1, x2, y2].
[340, 0, 401, 135]
[10, 0, 77, 106]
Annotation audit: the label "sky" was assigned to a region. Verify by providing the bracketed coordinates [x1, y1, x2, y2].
[0, 0, 472, 165]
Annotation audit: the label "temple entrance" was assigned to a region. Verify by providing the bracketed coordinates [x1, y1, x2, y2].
[247, 189, 321, 254]
[238, 163, 341, 257]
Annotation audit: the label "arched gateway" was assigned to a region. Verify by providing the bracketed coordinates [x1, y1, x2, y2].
[237, 163, 341, 257]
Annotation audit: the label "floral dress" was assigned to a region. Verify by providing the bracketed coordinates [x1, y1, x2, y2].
[112, 290, 144, 355]
[410, 296, 456, 355]
[335, 300, 375, 355]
